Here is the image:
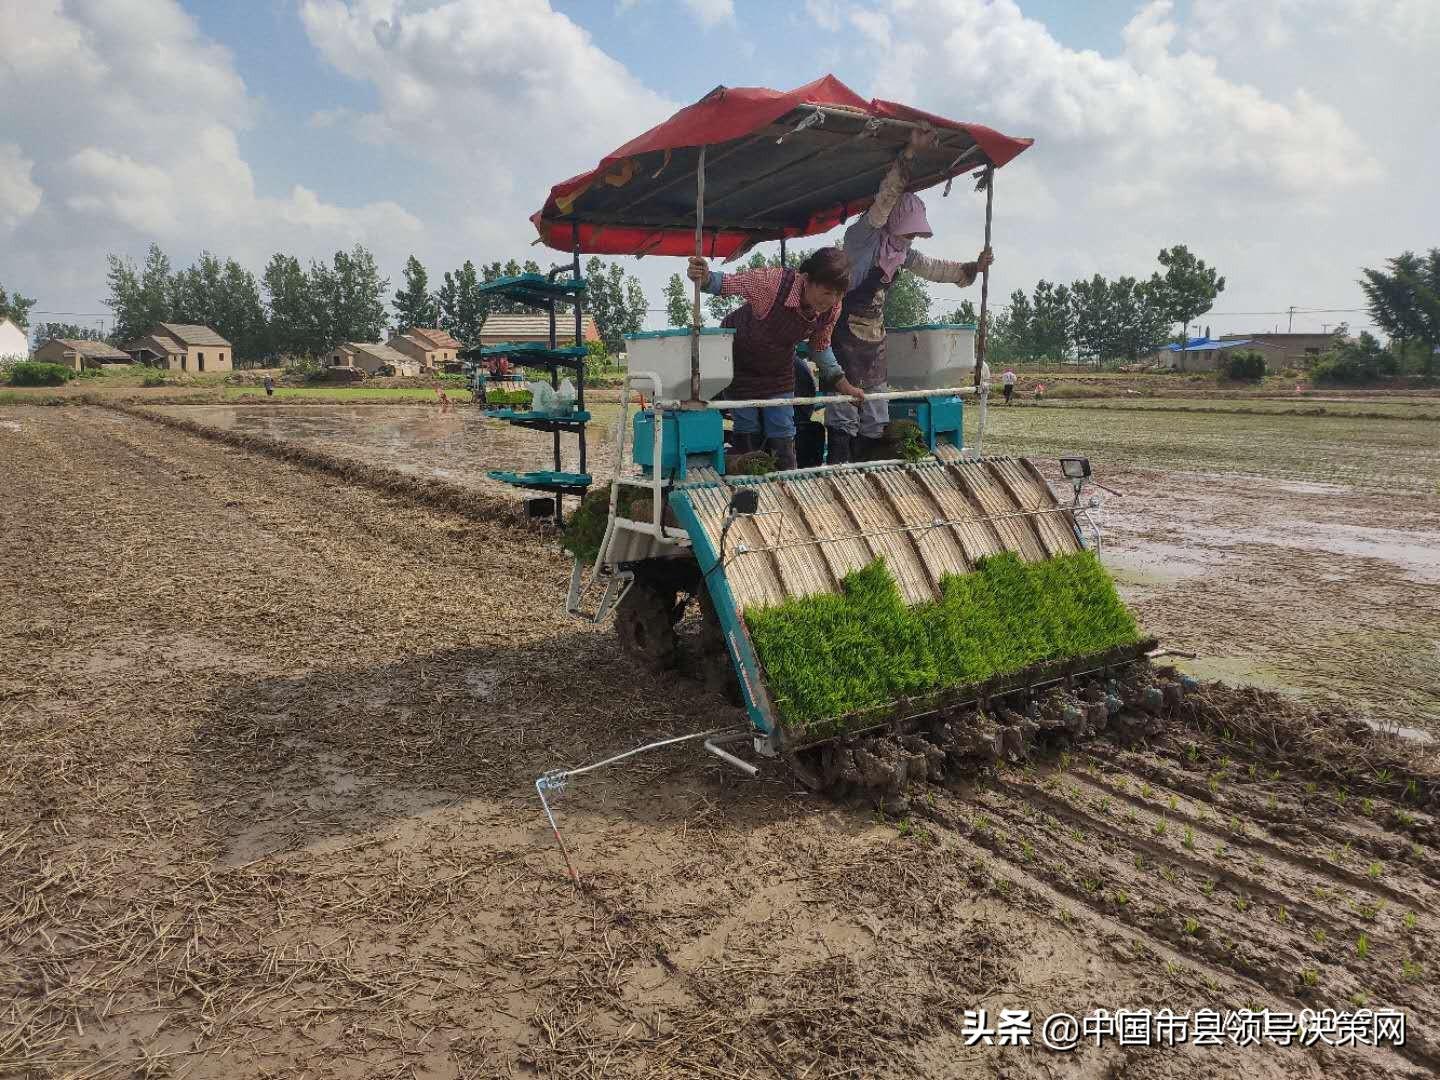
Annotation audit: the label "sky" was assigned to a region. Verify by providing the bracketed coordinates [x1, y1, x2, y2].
[2, 0, 1436, 344]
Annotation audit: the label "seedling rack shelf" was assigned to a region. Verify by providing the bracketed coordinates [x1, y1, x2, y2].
[464, 249, 591, 524]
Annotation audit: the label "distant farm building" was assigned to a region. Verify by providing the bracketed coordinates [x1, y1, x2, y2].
[0, 317, 28, 358]
[475, 314, 600, 350]
[328, 341, 418, 376]
[1219, 332, 1343, 368]
[124, 324, 233, 372]
[387, 327, 462, 372]
[1145, 337, 1274, 373]
[34, 337, 132, 370]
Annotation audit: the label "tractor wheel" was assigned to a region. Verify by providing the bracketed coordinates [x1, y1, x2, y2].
[614, 581, 681, 670]
[696, 588, 743, 705]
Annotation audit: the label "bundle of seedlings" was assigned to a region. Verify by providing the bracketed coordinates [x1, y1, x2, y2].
[562, 483, 651, 564]
[745, 552, 1142, 738]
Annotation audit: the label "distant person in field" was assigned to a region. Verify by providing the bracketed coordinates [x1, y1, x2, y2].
[435, 386, 450, 409]
[263, 374, 275, 397]
[1001, 367, 1016, 404]
[1034, 382, 1045, 402]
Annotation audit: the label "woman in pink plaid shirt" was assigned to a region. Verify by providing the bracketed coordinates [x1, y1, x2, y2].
[688, 248, 864, 470]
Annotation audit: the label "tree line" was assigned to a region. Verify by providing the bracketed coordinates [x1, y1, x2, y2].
[663, 244, 1225, 365]
[100, 245, 650, 361]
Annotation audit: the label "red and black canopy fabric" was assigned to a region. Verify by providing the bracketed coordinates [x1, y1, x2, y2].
[532, 75, 1033, 259]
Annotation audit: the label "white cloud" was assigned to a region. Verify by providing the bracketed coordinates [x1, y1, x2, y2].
[684, 0, 734, 28]
[804, 0, 843, 31]
[298, 0, 676, 267]
[0, 0, 422, 315]
[848, 8, 890, 46]
[0, 144, 43, 232]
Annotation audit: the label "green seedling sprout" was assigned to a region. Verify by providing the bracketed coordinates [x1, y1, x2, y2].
[1114, 889, 1129, 906]
[1186, 743, 1198, 763]
[1405, 779, 1419, 802]
[1355, 934, 1370, 959]
[1201, 880, 1215, 897]
[1142, 783, 1154, 798]
[1235, 896, 1251, 913]
[1401, 959, 1422, 982]
[1305, 781, 1318, 795]
[1154, 819, 1169, 838]
[1335, 788, 1347, 807]
[1270, 769, 1281, 782]
[1394, 809, 1414, 827]
[1367, 861, 1382, 880]
[1350, 992, 1368, 1008]
[1266, 795, 1277, 811]
[1248, 763, 1258, 780]
[1168, 795, 1179, 812]
[1184, 917, 1200, 936]
[1208, 775, 1220, 796]
[1183, 826, 1196, 850]
[1313, 929, 1327, 945]
[1275, 906, 1289, 925]
[1301, 968, 1319, 988]
[1161, 866, 1179, 884]
[1376, 768, 1393, 784]
[1403, 912, 1418, 931]
[1361, 798, 1374, 815]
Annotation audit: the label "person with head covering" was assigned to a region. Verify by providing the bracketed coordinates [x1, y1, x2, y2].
[826, 129, 994, 463]
[688, 247, 864, 471]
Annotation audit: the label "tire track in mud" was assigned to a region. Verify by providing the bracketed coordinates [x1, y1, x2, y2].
[912, 760, 1440, 1074]
[1085, 744, 1440, 889]
[1055, 768, 1434, 911]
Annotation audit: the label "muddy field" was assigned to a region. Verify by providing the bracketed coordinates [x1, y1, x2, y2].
[4, 404, 1439, 1079]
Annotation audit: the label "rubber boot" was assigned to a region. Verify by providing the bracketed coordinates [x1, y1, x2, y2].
[767, 437, 798, 472]
[729, 430, 757, 453]
[854, 435, 883, 462]
[826, 428, 854, 465]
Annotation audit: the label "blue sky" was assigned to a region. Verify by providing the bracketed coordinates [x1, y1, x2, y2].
[4, 0, 1435, 340]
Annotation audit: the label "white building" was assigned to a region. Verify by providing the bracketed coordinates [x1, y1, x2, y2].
[0, 317, 28, 360]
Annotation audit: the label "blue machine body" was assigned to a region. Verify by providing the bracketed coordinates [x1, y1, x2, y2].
[889, 394, 964, 454]
[633, 408, 726, 480]
[667, 481, 776, 736]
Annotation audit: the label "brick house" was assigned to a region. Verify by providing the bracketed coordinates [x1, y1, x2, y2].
[1218, 332, 1343, 368]
[124, 324, 233, 372]
[328, 341, 418, 376]
[33, 337, 132, 370]
[386, 326, 462, 372]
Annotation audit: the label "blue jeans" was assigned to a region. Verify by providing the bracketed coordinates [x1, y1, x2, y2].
[731, 394, 796, 439]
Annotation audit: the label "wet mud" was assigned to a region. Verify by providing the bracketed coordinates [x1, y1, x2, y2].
[4, 404, 1439, 1079]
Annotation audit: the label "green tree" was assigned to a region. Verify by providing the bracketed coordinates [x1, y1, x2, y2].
[1107, 276, 1172, 362]
[168, 252, 265, 359]
[0, 283, 37, 329]
[314, 245, 389, 348]
[664, 274, 691, 328]
[1312, 331, 1398, 385]
[263, 253, 318, 357]
[393, 255, 436, 331]
[1152, 244, 1225, 343]
[1030, 280, 1073, 360]
[105, 243, 173, 344]
[1069, 275, 1111, 364]
[584, 257, 648, 352]
[1004, 289, 1035, 359]
[1360, 249, 1439, 377]
[436, 260, 485, 346]
[32, 321, 104, 344]
[882, 269, 930, 327]
[940, 299, 978, 325]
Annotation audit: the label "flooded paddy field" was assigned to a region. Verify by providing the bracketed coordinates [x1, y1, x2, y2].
[3, 402, 1439, 1078]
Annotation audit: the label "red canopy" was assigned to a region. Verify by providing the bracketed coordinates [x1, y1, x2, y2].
[532, 75, 1032, 258]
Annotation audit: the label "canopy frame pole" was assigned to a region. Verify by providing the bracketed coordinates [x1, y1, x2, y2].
[686, 144, 707, 408]
[974, 165, 995, 391]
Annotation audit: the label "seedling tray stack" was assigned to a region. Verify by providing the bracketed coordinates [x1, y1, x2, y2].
[667, 456, 1146, 751]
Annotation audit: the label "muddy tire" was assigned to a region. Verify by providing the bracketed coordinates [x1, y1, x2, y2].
[696, 588, 743, 704]
[615, 581, 681, 670]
